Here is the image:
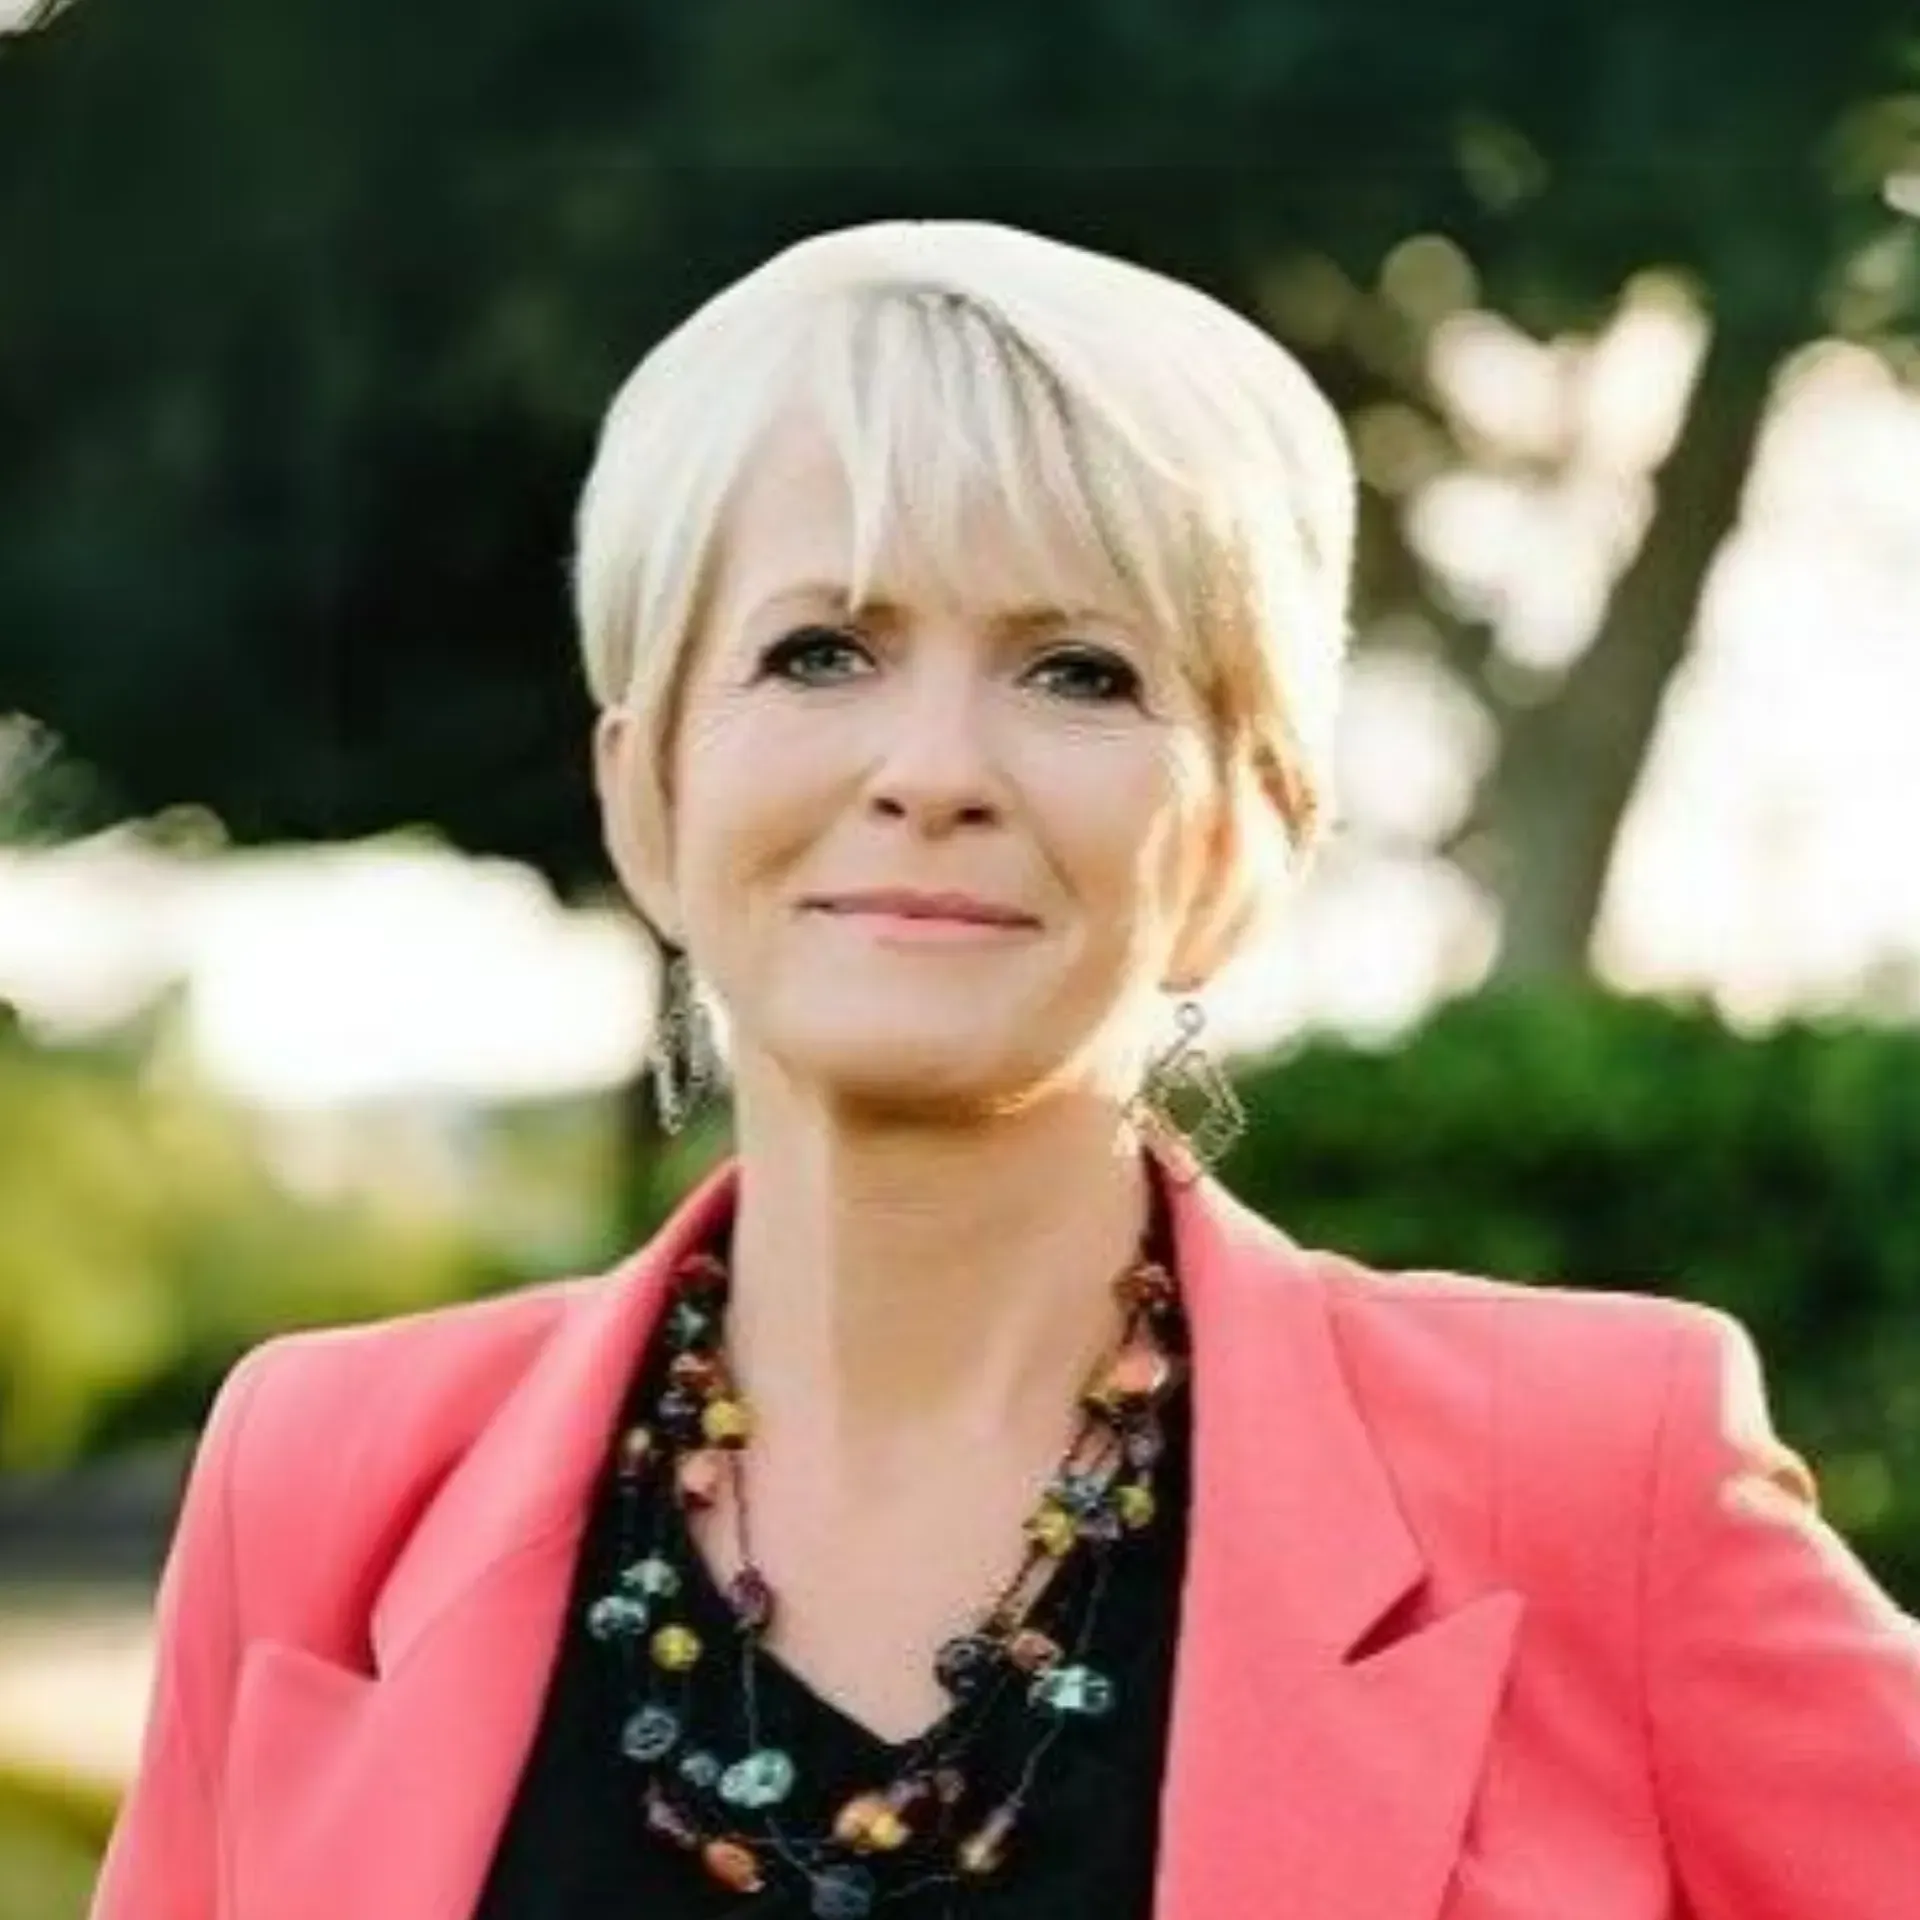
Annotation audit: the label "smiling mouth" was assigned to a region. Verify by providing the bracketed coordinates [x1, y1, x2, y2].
[803, 893, 1040, 928]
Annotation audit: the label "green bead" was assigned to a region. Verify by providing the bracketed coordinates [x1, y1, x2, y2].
[620, 1704, 681, 1762]
[621, 1554, 681, 1599]
[719, 1747, 796, 1808]
[586, 1594, 649, 1642]
[1029, 1662, 1116, 1717]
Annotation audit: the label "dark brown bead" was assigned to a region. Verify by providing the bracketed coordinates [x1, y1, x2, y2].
[1114, 1261, 1177, 1313]
[669, 1351, 722, 1394]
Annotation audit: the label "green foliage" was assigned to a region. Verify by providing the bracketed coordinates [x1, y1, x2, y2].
[0, 1010, 485, 1471]
[0, 1759, 111, 1920]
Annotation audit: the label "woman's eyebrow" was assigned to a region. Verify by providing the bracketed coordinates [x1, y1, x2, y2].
[747, 583, 1128, 634]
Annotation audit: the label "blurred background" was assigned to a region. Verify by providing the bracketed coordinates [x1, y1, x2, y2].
[2, 0, 1918, 1909]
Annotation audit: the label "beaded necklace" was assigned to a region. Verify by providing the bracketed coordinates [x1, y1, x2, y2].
[582, 1217, 1190, 1917]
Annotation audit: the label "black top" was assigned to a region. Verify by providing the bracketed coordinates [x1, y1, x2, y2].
[473, 1241, 1193, 1920]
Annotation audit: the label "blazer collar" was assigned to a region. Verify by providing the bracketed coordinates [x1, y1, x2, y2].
[224, 1157, 1523, 1920]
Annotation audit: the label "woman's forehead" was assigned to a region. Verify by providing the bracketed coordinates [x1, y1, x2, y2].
[712, 410, 1148, 632]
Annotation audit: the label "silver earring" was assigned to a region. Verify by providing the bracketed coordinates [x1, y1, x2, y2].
[651, 946, 716, 1134]
[1127, 997, 1245, 1186]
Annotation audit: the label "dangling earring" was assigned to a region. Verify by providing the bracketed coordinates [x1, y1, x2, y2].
[651, 942, 716, 1135]
[1127, 996, 1245, 1186]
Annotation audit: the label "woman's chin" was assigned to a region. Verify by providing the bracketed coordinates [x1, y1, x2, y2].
[789, 1033, 1043, 1120]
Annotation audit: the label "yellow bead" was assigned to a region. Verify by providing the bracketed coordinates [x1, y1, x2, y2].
[701, 1397, 752, 1445]
[1116, 1483, 1156, 1529]
[833, 1791, 890, 1849]
[866, 1808, 910, 1851]
[1026, 1502, 1076, 1556]
[651, 1624, 703, 1671]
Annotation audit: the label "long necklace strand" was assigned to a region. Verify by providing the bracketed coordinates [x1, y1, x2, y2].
[585, 1238, 1188, 1917]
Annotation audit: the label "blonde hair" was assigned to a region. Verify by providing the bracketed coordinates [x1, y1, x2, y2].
[574, 219, 1356, 963]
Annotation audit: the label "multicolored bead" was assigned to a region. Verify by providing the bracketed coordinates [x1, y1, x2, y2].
[955, 1799, 1022, 1876]
[1025, 1501, 1077, 1556]
[669, 1351, 723, 1395]
[667, 1300, 712, 1348]
[1006, 1628, 1063, 1674]
[701, 1836, 766, 1892]
[620, 1704, 681, 1762]
[642, 1783, 701, 1849]
[832, 1791, 910, 1852]
[620, 1554, 681, 1599]
[719, 1747, 796, 1809]
[701, 1396, 752, 1447]
[586, 1594, 649, 1642]
[616, 1425, 654, 1476]
[1115, 1260, 1178, 1314]
[1049, 1468, 1108, 1517]
[674, 1449, 726, 1510]
[934, 1632, 999, 1700]
[651, 1623, 703, 1671]
[725, 1565, 775, 1635]
[1116, 1481, 1156, 1529]
[656, 1384, 705, 1439]
[1101, 1340, 1172, 1406]
[808, 1863, 878, 1918]
[1029, 1662, 1116, 1717]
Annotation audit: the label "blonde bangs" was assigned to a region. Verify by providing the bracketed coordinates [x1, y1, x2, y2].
[802, 287, 1196, 674]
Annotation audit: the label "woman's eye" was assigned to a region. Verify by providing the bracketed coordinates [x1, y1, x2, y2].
[1026, 646, 1143, 704]
[756, 625, 872, 685]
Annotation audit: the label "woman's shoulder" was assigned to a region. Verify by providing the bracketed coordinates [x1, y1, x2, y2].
[1299, 1237, 1737, 1357]
[237, 1268, 593, 1416]
[1280, 1235, 1759, 1456]
[210, 1266, 620, 1548]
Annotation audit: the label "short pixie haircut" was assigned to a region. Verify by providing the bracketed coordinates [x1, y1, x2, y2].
[575, 219, 1357, 960]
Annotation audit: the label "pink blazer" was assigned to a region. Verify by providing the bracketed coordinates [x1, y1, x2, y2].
[91, 1159, 1920, 1920]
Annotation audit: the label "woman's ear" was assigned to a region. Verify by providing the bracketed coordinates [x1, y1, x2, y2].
[593, 707, 682, 941]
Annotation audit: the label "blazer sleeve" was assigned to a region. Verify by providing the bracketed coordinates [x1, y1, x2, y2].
[1644, 1305, 1920, 1919]
[88, 1342, 277, 1920]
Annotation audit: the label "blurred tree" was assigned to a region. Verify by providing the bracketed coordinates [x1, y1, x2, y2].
[0, 0, 1915, 975]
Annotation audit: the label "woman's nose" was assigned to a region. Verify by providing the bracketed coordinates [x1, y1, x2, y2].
[863, 668, 1004, 833]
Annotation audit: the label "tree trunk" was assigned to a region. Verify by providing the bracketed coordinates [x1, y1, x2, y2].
[1478, 318, 1793, 982]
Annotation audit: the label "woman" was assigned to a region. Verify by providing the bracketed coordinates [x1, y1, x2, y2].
[93, 220, 1920, 1920]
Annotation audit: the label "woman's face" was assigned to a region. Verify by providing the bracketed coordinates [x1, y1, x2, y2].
[599, 411, 1239, 1120]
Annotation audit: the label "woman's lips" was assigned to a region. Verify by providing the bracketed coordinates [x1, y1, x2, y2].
[804, 890, 1039, 927]
[802, 892, 1041, 943]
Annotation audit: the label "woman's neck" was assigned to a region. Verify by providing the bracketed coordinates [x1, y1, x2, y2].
[717, 1072, 1155, 1491]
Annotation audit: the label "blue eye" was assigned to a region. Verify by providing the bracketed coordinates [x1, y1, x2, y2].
[1026, 647, 1143, 704]
[756, 626, 871, 685]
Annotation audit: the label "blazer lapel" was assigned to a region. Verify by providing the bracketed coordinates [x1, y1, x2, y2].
[222, 1158, 1525, 1920]
[1150, 1173, 1526, 1920]
[221, 1160, 739, 1920]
